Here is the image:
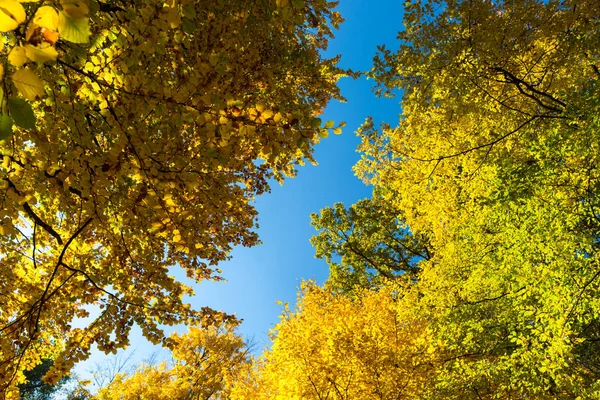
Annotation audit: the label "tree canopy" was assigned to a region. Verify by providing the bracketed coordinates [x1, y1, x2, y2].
[0, 0, 349, 396]
[6, 0, 600, 398]
[305, 0, 600, 397]
[230, 282, 431, 399]
[95, 322, 250, 400]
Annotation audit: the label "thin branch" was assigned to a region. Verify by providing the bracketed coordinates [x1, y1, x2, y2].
[34, 217, 94, 335]
[334, 227, 396, 280]
[32, 222, 37, 269]
[492, 66, 566, 111]
[3, 177, 64, 245]
[565, 268, 600, 325]
[462, 287, 526, 306]
[409, 115, 539, 163]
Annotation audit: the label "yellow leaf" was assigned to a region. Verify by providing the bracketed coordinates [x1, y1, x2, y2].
[8, 46, 27, 67]
[62, 2, 89, 19]
[164, 6, 180, 29]
[0, 0, 25, 32]
[0, 65, 4, 81]
[58, 11, 90, 43]
[33, 6, 59, 31]
[25, 45, 58, 63]
[12, 68, 45, 100]
[60, 0, 90, 15]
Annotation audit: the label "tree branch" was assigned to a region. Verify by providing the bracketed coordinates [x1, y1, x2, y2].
[4, 177, 63, 245]
[492, 66, 566, 112]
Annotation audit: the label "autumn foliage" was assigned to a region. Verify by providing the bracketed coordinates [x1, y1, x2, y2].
[5, 0, 600, 398]
[0, 0, 348, 396]
[306, 0, 600, 398]
[95, 323, 251, 400]
[230, 282, 431, 399]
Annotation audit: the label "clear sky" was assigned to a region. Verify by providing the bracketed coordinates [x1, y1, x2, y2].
[74, 0, 406, 384]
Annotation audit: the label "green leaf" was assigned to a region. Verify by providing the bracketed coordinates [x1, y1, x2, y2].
[0, 114, 13, 140]
[182, 18, 195, 34]
[311, 117, 322, 129]
[324, 120, 334, 129]
[8, 98, 35, 129]
[182, 5, 196, 19]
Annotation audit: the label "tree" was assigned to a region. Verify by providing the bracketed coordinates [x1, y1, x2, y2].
[0, 0, 351, 396]
[231, 282, 431, 399]
[18, 358, 69, 400]
[95, 322, 251, 400]
[310, 191, 431, 294]
[314, 0, 600, 397]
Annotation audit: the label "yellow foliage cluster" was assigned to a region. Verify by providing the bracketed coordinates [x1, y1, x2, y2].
[231, 282, 431, 399]
[95, 323, 250, 400]
[286, 0, 600, 398]
[9, 0, 600, 398]
[0, 0, 349, 396]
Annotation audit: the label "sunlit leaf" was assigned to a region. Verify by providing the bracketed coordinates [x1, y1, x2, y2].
[8, 45, 27, 67]
[61, 0, 89, 19]
[0, 0, 25, 32]
[25, 45, 58, 63]
[12, 68, 45, 100]
[33, 6, 59, 31]
[58, 11, 90, 43]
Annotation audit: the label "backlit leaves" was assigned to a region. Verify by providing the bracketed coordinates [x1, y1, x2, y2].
[11, 68, 45, 100]
[232, 282, 430, 399]
[57, 11, 90, 43]
[318, 0, 600, 397]
[0, 0, 25, 32]
[0, 0, 348, 396]
[96, 323, 251, 400]
[0, 0, 91, 124]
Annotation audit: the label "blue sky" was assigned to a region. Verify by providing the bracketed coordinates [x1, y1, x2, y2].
[75, 0, 405, 382]
[190, 0, 405, 349]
